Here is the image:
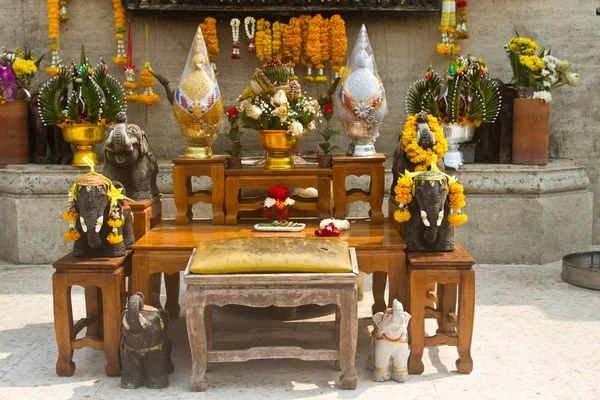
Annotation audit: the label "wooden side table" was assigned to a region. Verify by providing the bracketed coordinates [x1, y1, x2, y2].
[332, 153, 385, 224]
[52, 251, 132, 377]
[406, 243, 476, 375]
[225, 165, 331, 225]
[172, 156, 227, 225]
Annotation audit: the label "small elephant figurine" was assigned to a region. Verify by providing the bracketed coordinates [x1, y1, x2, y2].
[121, 292, 174, 389]
[71, 175, 135, 258]
[367, 299, 411, 382]
[103, 112, 159, 201]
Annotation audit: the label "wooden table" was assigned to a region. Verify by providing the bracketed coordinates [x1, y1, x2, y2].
[172, 155, 227, 225]
[184, 248, 359, 391]
[225, 165, 332, 224]
[131, 219, 406, 318]
[332, 153, 385, 224]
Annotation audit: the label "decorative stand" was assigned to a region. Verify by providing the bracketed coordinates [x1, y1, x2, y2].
[52, 251, 132, 377]
[172, 156, 227, 225]
[332, 153, 385, 224]
[225, 165, 331, 225]
[406, 242, 476, 375]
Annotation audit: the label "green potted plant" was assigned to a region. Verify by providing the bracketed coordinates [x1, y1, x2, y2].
[317, 103, 341, 168]
[221, 107, 243, 169]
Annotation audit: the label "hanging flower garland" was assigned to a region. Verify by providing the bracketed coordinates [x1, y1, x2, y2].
[393, 174, 414, 223]
[47, 0, 61, 76]
[63, 184, 80, 241]
[201, 17, 220, 76]
[329, 14, 347, 79]
[401, 114, 448, 172]
[230, 18, 241, 59]
[244, 16, 256, 53]
[272, 21, 283, 60]
[305, 14, 323, 82]
[455, 1, 469, 40]
[112, 0, 127, 65]
[123, 22, 139, 103]
[437, 0, 460, 55]
[299, 14, 312, 80]
[58, 0, 70, 22]
[255, 19, 272, 63]
[282, 17, 301, 80]
[137, 23, 160, 106]
[315, 17, 330, 82]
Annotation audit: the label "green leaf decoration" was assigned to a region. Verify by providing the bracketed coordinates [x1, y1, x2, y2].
[38, 70, 71, 126]
[93, 62, 125, 122]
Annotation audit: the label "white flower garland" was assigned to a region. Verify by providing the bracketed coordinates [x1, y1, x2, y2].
[244, 16, 256, 53]
[231, 18, 241, 59]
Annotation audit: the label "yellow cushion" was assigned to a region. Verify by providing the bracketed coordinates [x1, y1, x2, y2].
[189, 237, 352, 274]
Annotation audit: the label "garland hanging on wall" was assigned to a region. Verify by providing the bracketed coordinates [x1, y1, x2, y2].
[305, 14, 323, 82]
[113, 0, 127, 65]
[299, 14, 312, 80]
[200, 17, 220, 76]
[315, 17, 330, 82]
[123, 22, 139, 103]
[47, 0, 61, 76]
[58, 0, 70, 22]
[255, 19, 272, 63]
[329, 14, 347, 78]
[455, 1, 469, 40]
[244, 17, 256, 53]
[436, 0, 460, 55]
[138, 22, 160, 106]
[282, 17, 301, 80]
[272, 21, 283, 60]
[231, 18, 241, 59]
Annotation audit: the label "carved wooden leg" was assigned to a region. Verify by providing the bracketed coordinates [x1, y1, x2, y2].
[102, 271, 122, 377]
[210, 165, 225, 225]
[164, 273, 181, 320]
[387, 250, 407, 308]
[338, 287, 358, 390]
[317, 176, 332, 221]
[332, 167, 347, 220]
[53, 273, 75, 377]
[84, 286, 100, 338]
[149, 273, 162, 309]
[408, 268, 425, 375]
[371, 271, 387, 315]
[225, 177, 239, 225]
[435, 284, 446, 334]
[369, 165, 384, 224]
[131, 252, 151, 306]
[186, 288, 208, 392]
[456, 269, 475, 374]
[441, 283, 458, 334]
[173, 166, 191, 225]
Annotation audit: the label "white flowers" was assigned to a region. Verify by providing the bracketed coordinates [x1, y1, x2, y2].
[353, 101, 372, 118]
[245, 105, 262, 120]
[567, 72, 580, 87]
[264, 197, 276, 208]
[533, 90, 552, 103]
[271, 106, 288, 122]
[307, 120, 316, 131]
[287, 121, 304, 137]
[272, 90, 289, 106]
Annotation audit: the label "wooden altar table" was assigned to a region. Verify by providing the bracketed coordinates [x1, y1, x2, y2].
[131, 219, 406, 318]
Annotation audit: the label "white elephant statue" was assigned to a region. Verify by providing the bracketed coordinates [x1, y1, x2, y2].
[366, 299, 411, 382]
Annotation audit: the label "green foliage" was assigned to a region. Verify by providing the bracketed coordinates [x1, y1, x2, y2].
[318, 128, 341, 155]
[221, 122, 243, 157]
[38, 69, 71, 126]
[406, 71, 443, 118]
[93, 61, 125, 122]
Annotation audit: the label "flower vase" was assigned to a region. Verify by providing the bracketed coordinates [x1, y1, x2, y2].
[62, 124, 106, 166]
[0, 100, 30, 165]
[442, 123, 475, 170]
[263, 204, 291, 222]
[512, 98, 549, 165]
[257, 129, 299, 170]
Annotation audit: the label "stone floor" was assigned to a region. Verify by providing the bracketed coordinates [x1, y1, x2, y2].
[0, 261, 598, 400]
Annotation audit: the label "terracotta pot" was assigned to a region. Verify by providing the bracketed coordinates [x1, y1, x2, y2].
[0, 100, 30, 164]
[227, 156, 242, 169]
[512, 98, 550, 165]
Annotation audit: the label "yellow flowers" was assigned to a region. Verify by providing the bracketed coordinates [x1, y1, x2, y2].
[12, 59, 38, 78]
[62, 211, 79, 222]
[201, 17, 219, 63]
[447, 212, 468, 226]
[63, 228, 80, 241]
[394, 175, 414, 205]
[306, 14, 323, 69]
[519, 55, 545, 73]
[272, 21, 283, 59]
[329, 15, 347, 75]
[107, 233, 124, 244]
[509, 37, 538, 55]
[448, 182, 466, 209]
[255, 19, 272, 63]
[394, 209, 411, 223]
[108, 218, 124, 228]
[402, 114, 448, 172]
[282, 17, 301, 75]
[113, 0, 126, 31]
[436, 42, 461, 55]
[139, 64, 155, 88]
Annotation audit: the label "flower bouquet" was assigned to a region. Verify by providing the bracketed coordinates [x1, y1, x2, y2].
[238, 57, 320, 170]
[0, 47, 44, 103]
[263, 186, 295, 222]
[38, 47, 126, 166]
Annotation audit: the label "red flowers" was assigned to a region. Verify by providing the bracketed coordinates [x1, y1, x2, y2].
[268, 186, 289, 202]
[315, 222, 341, 237]
[323, 103, 333, 120]
[456, 1, 468, 7]
[227, 107, 238, 120]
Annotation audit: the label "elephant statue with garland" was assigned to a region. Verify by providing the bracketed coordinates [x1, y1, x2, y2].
[121, 292, 174, 389]
[103, 112, 159, 202]
[69, 172, 135, 258]
[366, 299, 411, 382]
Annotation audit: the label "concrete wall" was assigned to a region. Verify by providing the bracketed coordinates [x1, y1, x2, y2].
[2, 1, 599, 241]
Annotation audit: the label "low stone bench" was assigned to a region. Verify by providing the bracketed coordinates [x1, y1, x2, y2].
[183, 237, 359, 392]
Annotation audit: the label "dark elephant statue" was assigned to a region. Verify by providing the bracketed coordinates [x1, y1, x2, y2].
[403, 174, 454, 252]
[121, 292, 174, 389]
[71, 176, 135, 258]
[103, 112, 159, 201]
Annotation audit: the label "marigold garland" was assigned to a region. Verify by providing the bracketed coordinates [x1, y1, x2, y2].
[447, 212, 468, 226]
[107, 233, 124, 244]
[113, 0, 127, 65]
[329, 15, 347, 78]
[272, 21, 283, 60]
[401, 114, 448, 172]
[394, 209, 411, 223]
[394, 175, 414, 205]
[64, 228, 80, 241]
[299, 15, 312, 79]
[138, 62, 160, 106]
[255, 19, 272, 63]
[305, 14, 324, 82]
[47, 0, 61, 76]
[315, 17, 330, 82]
[282, 17, 302, 80]
[437, 0, 460, 55]
[201, 17, 220, 76]
[455, 1, 469, 40]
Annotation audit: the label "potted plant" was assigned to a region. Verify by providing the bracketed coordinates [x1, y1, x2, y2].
[505, 35, 580, 165]
[406, 55, 501, 169]
[317, 103, 341, 168]
[0, 47, 44, 164]
[221, 107, 244, 169]
[238, 57, 320, 170]
[38, 47, 125, 166]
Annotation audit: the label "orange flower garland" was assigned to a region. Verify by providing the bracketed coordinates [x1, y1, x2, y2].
[272, 21, 283, 60]
[47, 0, 61, 76]
[113, 0, 127, 65]
[282, 17, 302, 80]
[138, 62, 160, 106]
[305, 14, 324, 82]
[255, 19, 273, 63]
[201, 17, 220, 76]
[329, 15, 347, 78]
[315, 17, 330, 82]
[299, 15, 312, 79]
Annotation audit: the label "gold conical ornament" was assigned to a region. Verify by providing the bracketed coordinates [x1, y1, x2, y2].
[173, 25, 224, 158]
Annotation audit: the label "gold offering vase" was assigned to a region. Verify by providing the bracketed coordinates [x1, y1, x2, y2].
[257, 130, 299, 170]
[179, 122, 218, 159]
[62, 124, 106, 166]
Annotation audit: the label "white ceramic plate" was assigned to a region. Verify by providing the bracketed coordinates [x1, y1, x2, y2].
[254, 223, 306, 232]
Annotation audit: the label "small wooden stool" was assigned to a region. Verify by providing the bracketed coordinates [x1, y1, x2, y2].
[173, 155, 227, 225]
[52, 251, 132, 377]
[332, 153, 385, 224]
[406, 243, 475, 375]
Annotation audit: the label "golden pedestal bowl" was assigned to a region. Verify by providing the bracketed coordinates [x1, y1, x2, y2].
[257, 130, 299, 170]
[62, 124, 106, 166]
[179, 123, 219, 159]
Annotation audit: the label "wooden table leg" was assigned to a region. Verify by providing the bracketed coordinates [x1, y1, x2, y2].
[317, 176, 331, 221]
[338, 287, 358, 389]
[149, 274, 162, 309]
[408, 269, 425, 375]
[440, 283, 458, 334]
[173, 166, 191, 225]
[102, 271, 122, 377]
[387, 250, 407, 308]
[131, 252, 151, 302]
[204, 305, 213, 372]
[186, 288, 208, 392]
[210, 165, 225, 225]
[132, 209, 149, 242]
[456, 269, 475, 374]
[225, 177, 239, 225]
[369, 165, 384, 224]
[149, 200, 162, 229]
[164, 272, 181, 320]
[84, 286, 101, 338]
[357, 272, 364, 302]
[371, 271, 387, 315]
[333, 167, 347, 220]
[53, 272, 76, 377]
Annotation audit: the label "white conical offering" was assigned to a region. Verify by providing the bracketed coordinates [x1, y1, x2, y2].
[173, 25, 224, 158]
[335, 24, 388, 157]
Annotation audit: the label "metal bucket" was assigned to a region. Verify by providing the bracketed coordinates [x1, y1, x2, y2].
[561, 252, 600, 291]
